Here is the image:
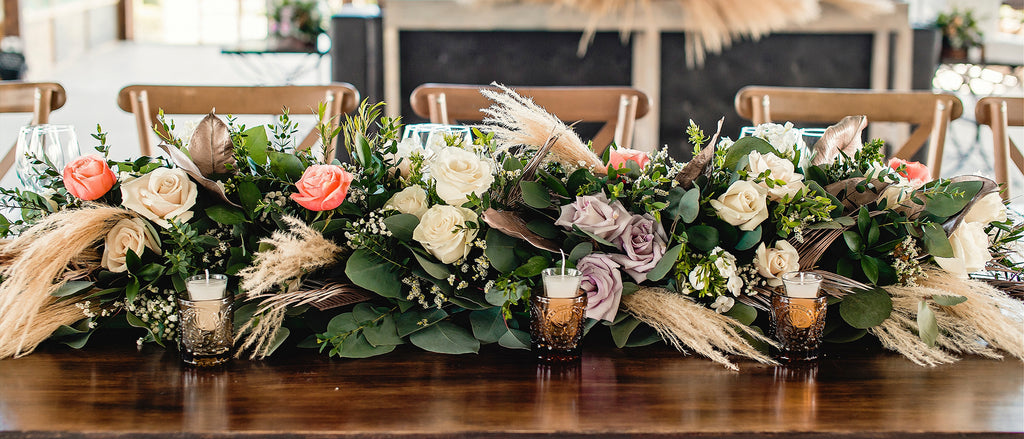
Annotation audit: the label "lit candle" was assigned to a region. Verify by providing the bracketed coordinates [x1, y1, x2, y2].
[185, 273, 228, 331]
[781, 272, 822, 299]
[542, 267, 582, 299]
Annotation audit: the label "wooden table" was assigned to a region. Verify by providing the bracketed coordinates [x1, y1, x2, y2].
[0, 338, 1021, 438]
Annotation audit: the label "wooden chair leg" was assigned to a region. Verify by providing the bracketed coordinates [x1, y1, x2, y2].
[427, 92, 449, 125]
[129, 90, 153, 157]
[925, 98, 952, 181]
[613, 94, 639, 150]
[989, 100, 1011, 200]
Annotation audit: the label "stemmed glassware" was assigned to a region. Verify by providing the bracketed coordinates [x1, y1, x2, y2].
[14, 124, 81, 193]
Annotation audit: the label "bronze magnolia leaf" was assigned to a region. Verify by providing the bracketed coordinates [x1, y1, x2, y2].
[677, 117, 724, 189]
[482, 208, 561, 253]
[811, 115, 867, 166]
[156, 143, 241, 208]
[188, 112, 236, 177]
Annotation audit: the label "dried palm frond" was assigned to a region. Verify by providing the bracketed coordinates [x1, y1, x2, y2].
[622, 287, 778, 370]
[871, 267, 1024, 366]
[0, 205, 131, 358]
[480, 83, 606, 174]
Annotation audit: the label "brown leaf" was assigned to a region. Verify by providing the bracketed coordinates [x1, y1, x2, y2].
[188, 112, 236, 177]
[156, 143, 241, 208]
[677, 117, 723, 189]
[482, 208, 561, 253]
[811, 115, 868, 166]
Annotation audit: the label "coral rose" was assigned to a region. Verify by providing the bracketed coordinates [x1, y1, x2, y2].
[608, 148, 651, 170]
[63, 155, 116, 201]
[291, 165, 353, 211]
[887, 158, 930, 184]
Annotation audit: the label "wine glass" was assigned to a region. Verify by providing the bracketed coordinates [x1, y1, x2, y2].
[15, 124, 81, 193]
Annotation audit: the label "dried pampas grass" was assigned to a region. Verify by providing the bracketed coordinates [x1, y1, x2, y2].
[235, 216, 345, 359]
[480, 84, 606, 174]
[0, 205, 131, 358]
[622, 287, 778, 370]
[871, 267, 1024, 366]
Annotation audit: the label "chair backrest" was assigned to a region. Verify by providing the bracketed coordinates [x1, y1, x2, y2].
[976, 96, 1024, 200]
[0, 81, 67, 177]
[117, 84, 360, 159]
[409, 83, 651, 154]
[735, 86, 963, 180]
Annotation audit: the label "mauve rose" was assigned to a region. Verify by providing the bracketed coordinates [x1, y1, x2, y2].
[555, 194, 631, 242]
[610, 214, 668, 283]
[578, 253, 623, 322]
[63, 155, 116, 201]
[291, 165, 354, 211]
[608, 148, 651, 170]
[888, 158, 930, 184]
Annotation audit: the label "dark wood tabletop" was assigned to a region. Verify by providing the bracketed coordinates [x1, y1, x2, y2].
[0, 336, 1021, 438]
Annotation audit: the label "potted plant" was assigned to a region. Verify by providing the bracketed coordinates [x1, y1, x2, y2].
[936, 8, 984, 61]
[268, 0, 324, 49]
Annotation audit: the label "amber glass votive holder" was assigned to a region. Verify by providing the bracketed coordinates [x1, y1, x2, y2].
[770, 272, 827, 361]
[530, 268, 587, 363]
[177, 294, 233, 367]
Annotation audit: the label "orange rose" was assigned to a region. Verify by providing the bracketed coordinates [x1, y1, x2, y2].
[290, 165, 354, 211]
[608, 148, 651, 170]
[62, 155, 117, 201]
[887, 158, 930, 183]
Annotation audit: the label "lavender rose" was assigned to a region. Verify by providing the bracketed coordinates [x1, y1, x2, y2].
[610, 214, 668, 283]
[578, 253, 623, 322]
[555, 194, 631, 242]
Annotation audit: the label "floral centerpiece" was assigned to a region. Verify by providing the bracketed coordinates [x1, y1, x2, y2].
[0, 86, 1021, 368]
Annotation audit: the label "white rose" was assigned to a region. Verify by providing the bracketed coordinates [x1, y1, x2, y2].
[387, 138, 424, 178]
[412, 205, 479, 264]
[752, 122, 804, 159]
[120, 168, 198, 228]
[710, 180, 769, 231]
[747, 151, 805, 201]
[934, 222, 992, 278]
[384, 185, 429, 218]
[754, 240, 801, 286]
[428, 147, 495, 206]
[964, 192, 1007, 225]
[102, 218, 161, 273]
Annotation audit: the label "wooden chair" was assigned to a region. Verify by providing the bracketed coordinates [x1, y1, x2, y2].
[976, 97, 1024, 200]
[0, 81, 67, 177]
[117, 84, 360, 159]
[735, 86, 963, 180]
[409, 83, 651, 154]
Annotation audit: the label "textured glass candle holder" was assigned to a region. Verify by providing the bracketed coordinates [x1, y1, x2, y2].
[530, 291, 587, 363]
[769, 292, 828, 362]
[178, 295, 233, 367]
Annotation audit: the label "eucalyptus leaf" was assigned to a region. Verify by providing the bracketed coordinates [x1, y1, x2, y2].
[409, 321, 480, 354]
[206, 204, 247, 225]
[924, 180, 983, 217]
[922, 222, 954, 258]
[498, 328, 530, 350]
[268, 151, 305, 181]
[514, 256, 549, 278]
[263, 327, 291, 357]
[470, 308, 506, 344]
[610, 315, 642, 348]
[646, 244, 682, 282]
[686, 225, 719, 252]
[363, 315, 405, 347]
[572, 225, 617, 248]
[839, 288, 893, 329]
[917, 300, 939, 347]
[724, 301, 757, 326]
[412, 249, 452, 280]
[735, 226, 762, 251]
[352, 303, 381, 323]
[384, 214, 419, 242]
[327, 312, 359, 335]
[340, 333, 396, 358]
[396, 308, 448, 337]
[933, 294, 968, 306]
[485, 228, 518, 273]
[722, 136, 776, 170]
[52, 281, 95, 298]
[520, 181, 552, 209]
[345, 249, 403, 298]
[568, 241, 593, 264]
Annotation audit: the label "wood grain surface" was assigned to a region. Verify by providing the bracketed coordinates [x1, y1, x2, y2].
[0, 337, 1021, 438]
